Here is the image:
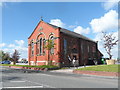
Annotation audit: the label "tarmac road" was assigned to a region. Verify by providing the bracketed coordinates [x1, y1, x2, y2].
[0, 66, 118, 89]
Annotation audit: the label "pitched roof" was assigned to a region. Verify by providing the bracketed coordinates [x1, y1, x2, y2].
[47, 23, 96, 43]
[28, 20, 96, 43]
[98, 50, 103, 56]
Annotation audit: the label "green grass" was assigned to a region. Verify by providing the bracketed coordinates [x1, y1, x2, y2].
[76, 64, 120, 72]
[0, 64, 58, 68]
[59, 67, 70, 69]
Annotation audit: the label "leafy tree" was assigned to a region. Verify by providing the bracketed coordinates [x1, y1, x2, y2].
[12, 49, 20, 65]
[102, 32, 118, 59]
[0, 50, 11, 61]
[44, 40, 56, 65]
[3, 52, 11, 60]
[0, 50, 4, 61]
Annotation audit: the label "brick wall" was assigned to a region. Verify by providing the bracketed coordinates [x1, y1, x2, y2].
[28, 21, 60, 66]
[60, 32, 101, 66]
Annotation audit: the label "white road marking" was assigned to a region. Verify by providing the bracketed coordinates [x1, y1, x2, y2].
[25, 79, 56, 88]
[3, 86, 43, 88]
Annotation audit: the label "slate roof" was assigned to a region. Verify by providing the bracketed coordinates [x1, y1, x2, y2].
[47, 23, 96, 43]
[28, 20, 96, 43]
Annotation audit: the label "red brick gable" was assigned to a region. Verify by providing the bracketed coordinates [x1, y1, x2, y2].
[28, 20, 42, 39]
[28, 20, 59, 40]
[28, 20, 61, 66]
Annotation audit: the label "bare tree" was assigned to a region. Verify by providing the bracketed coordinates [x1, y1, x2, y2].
[12, 49, 20, 65]
[102, 32, 118, 59]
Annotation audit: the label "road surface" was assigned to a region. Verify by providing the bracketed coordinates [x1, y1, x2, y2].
[0, 66, 118, 89]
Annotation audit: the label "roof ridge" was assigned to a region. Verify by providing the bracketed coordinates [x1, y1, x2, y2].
[28, 20, 96, 43]
[46, 22, 96, 43]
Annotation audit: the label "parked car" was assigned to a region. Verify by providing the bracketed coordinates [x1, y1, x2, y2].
[21, 61, 28, 63]
[1, 60, 11, 64]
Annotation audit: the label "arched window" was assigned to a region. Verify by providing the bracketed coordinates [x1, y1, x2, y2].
[64, 39, 67, 55]
[43, 39, 46, 54]
[36, 40, 39, 55]
[50, 36, 54, 54]
[31, 41, 34, 56]
[40, 38, 42, 55]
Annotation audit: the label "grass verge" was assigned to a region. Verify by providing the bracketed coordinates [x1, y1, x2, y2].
[0, 64, 58, 68]
[75, 64, 120, 72]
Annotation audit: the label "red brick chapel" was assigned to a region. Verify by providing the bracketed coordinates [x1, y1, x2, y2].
[28, 19, 103, 67]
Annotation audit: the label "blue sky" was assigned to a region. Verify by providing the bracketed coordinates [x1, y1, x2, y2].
[1, 1, 118, 59]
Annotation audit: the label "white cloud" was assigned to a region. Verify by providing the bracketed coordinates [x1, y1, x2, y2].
[103, 0, 118, 10]
[0, 43, 6, 48]
[112, 31, 118, 40]
[94, 33, 103, 42]
[49, 19, 65, 28]
[15, 46, 28, 52]
[74, 26, 90, 34]
[2, 48, 14, 55]
[14, 46, 28, 58]
[1, 40, 28, 58]
[15, 40, 24, 46]
[68, 25, 77, 29]
[8, 44, 15, 48]
[90, 10, 118, 33]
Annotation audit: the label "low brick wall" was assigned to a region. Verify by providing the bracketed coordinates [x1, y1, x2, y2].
[9, 66, 47, 71]
[73, 70, 120, 77]
[9, 66, 59, 71]
[9, 66, 23, 69]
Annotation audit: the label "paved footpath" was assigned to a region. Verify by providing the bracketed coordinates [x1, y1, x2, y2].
[50, 65, 119, 79]
[50, 66, 91, 73]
